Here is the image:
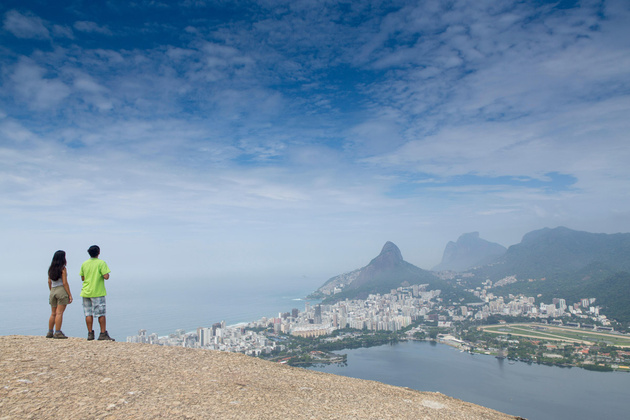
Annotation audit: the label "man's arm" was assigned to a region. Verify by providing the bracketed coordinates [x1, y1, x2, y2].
[104, 273, 110, 280]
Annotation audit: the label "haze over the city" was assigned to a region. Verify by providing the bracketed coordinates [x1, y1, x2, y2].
[1, 0, 629, 289]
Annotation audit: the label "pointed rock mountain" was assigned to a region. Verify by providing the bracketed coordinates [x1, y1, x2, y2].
[366, 241, 404, 269]
[315, 242, 439, 300]
[433, 232, 506, 272]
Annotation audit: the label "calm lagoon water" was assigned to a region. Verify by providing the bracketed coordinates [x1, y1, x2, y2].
[308, 341, 630, 420]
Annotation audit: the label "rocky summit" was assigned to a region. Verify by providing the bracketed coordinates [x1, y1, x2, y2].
[433, 232, 507, 272]
[317, 242, 439, 300]
[0, 335, 518, 419]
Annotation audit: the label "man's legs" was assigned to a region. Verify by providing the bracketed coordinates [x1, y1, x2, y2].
[97, 316, 114, 341]
[92, 296, 114, 341]
[85, 315, 94, 332]
[98, 316, 106, 333]
[83, 297, 95, 340]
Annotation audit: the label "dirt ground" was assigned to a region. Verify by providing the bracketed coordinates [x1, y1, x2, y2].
[0, 335, 520, 419]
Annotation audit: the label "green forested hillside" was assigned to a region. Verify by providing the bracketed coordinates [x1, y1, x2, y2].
[474, 227, 630, 281]
[465, 227, 630, 324]
[583, 272, 630, 324]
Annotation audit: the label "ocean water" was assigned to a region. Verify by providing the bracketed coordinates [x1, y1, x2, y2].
[1, 278, 315, 339]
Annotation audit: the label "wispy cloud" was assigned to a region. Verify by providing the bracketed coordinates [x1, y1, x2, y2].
[9, 57, 71, 109]
[73, 21, 113, 35]
[3, 10, 49, 39]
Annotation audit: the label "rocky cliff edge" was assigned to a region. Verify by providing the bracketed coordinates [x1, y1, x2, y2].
[0, 336, 519, 419]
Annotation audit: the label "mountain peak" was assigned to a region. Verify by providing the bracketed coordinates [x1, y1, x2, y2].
[521, 226, 574, 243]
[366, 241, 404, 270]
[316, 241, 439, 298]
[378, 241, 403, 261]
[460, 232, 480, 240]
[433, 232, 506, 272]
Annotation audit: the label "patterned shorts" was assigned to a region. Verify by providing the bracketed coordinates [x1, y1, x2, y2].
[82, 296, 106, 318]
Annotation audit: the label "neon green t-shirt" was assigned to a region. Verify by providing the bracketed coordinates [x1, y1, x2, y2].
[79, 258, 111, 298]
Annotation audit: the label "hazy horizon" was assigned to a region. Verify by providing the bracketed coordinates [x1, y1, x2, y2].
[2, 1, 629, 290]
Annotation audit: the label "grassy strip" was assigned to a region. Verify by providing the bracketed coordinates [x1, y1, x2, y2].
[480, 323, 630, 347]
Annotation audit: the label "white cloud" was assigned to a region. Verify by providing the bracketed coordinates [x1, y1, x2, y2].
[369, 93, 630, 188]
[73, 21, 113, 35]
[52, 24, 74, 39]
[0, 118, 37, 143]
[353, 0, 630, 192]
[346, 117, 406, 157]
[9, 58, 71, 110]
[3, 10, 49, 39]
[476, 208, 518, 216]
[71, 72, 113, 111]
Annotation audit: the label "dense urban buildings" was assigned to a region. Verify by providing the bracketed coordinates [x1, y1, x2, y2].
[128, 279, 610, 356]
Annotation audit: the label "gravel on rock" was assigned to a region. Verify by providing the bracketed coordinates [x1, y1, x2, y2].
[0, 336, 521, 419]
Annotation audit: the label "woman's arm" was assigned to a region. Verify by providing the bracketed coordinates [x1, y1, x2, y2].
[48, 278, 52, 291]
[61, 267, 73, 304]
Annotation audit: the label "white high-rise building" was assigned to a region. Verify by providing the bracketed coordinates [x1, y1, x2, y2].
[197, 327, 212, 347]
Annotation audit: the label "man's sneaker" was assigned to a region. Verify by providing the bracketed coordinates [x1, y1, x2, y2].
[46, 331, 54, 338]
[53, 331, 68, 339]
[97, 331, 115, 341]
[87, 330, 95, 341]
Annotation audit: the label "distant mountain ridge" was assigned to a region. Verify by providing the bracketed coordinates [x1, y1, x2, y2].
[311, 227, 630, 323]
[433, 232, 506, 272]
[314, 241, 440, 300]
[475, 226, 630, 281]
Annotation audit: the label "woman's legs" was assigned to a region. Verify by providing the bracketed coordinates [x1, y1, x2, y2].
[49, 306, 56, 331]
[54, 304, 67, 331]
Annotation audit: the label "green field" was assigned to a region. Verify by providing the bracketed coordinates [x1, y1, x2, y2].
[480, 323, 630, 347]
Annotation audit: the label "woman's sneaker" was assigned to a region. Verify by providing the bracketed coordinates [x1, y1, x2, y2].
[46, 331, 54, 338]
[97, 331, 115, 341]
[53, 331, 68, 339]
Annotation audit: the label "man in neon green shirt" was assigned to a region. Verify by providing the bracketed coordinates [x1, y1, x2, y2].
[80, 245, 114, 341]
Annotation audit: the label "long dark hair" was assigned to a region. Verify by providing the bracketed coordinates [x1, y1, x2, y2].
[48, 250, 66, 281]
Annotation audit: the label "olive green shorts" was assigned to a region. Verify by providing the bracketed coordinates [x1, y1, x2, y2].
[49, 286, 69, 307]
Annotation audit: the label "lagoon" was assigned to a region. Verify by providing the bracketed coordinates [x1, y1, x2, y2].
[308, 341, 630, 420]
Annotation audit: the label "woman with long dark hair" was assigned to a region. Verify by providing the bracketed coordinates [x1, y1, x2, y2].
[47, 250, 73, 338]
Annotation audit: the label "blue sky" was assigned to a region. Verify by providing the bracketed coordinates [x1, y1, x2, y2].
[1, 0, 629, 288]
